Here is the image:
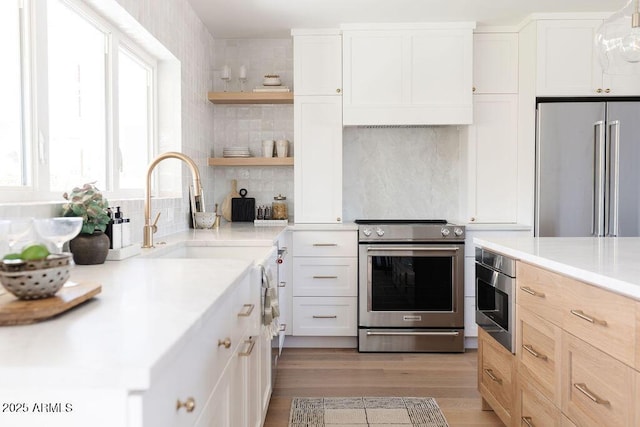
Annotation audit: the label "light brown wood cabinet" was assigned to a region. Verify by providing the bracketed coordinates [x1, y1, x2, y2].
[478, 328, 515, 426]
[515, 373, 561, 427]
[516, 262, 563, 326]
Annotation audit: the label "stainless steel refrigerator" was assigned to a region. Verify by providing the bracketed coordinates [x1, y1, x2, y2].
[536, 101, 640, 237]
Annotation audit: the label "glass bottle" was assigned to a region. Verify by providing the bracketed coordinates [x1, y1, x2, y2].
[272, 194, 288, 220]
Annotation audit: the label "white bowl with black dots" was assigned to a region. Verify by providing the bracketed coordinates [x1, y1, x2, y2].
[0, 253, 72, 300]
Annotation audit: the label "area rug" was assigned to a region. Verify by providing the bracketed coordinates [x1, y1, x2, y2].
[288, 396, 450, 426]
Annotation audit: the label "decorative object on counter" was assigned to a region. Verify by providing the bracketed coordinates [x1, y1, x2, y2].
[253, 73, 291, 92]
[264, 205, 272, 220]
[194, 212, 217, 229]
[213, 203, 221, 229]
[5, 217, 33, 252]
[272, 194, 288, 220]
[275, 139, 289, 158]
[33, 217, 82, 254]
[62, 183, 111, 265]
[105, 207, 122, 250]
[221, 179, 240, 221]
[221, 64, 231, 91]
[232, 188, 256, 222]
[0, 281, 102, 325]
[262, 74, 281, 86]
[0, 252, 72, 300]
[257, 205, 264, 220]
[223, 146, 250, 158]
[262, 139, 275, 157]
[239, 65, 247, 92]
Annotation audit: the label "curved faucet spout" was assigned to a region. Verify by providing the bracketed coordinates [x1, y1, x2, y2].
[143, 152, 203, 248]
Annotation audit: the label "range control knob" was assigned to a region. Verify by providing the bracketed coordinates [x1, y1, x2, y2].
[454, 228, 464, 237]
[362, 228, 372, 237]
[441, 228, 451, 237]
[375, 227, 385, 237]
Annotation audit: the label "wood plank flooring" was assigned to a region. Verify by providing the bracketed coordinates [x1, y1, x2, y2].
[264, 348, 504, 427]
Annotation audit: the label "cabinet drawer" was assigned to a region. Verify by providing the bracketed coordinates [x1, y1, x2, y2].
[516, 262, 563, 326]
[636, 301, 640, 371]
[292, 257, 357, 296]
[478, 329, 514, 422]
[561, 278, 636, 367]
[292, 296, 357, 336]
[292, 230, 357, 257]
[561, 333, 635, 427]
[516, 306, 561, 406]
[516, 373, 561, 427]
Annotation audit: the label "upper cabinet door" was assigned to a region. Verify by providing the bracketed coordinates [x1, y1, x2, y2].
[342, 24, 474, 126]
[293, 34, 342, 96]
[473, 33, 518, 94]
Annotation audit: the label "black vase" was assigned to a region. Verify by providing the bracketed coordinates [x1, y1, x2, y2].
[69, 231, 110, 265]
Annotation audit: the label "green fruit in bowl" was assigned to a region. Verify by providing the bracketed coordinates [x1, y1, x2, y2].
[3, 253, 22, 260]
[19, 244, 50, 261]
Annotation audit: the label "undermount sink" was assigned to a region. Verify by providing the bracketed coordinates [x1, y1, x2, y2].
[146, 245, 273, 260]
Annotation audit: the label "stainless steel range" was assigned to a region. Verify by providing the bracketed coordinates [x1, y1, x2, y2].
[356, 219, 465, 352]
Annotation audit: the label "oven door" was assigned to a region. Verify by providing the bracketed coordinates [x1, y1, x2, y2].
[475, 262, 515, 352]
[358, 243, 464, 328]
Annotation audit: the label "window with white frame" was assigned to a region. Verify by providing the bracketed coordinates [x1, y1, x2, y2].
[0, 0, 156, 201]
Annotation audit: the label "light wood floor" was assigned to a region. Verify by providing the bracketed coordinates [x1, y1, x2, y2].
[263, 348, 504, 427]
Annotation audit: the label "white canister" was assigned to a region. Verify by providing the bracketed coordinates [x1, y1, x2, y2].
[275, 139, 289, 157]
[262, 140, 274, 157]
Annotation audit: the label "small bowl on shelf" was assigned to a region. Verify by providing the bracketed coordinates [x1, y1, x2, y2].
[0, 253, 73, 300]
[194, 212, 218, 229]
[262, 74, 281, 86]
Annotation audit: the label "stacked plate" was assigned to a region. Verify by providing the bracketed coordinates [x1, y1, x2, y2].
[223, 146, 251, 158]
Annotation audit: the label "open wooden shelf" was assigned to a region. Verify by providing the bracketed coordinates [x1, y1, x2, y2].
[207, 91, 293, 104]
[208, 157, 294, 167]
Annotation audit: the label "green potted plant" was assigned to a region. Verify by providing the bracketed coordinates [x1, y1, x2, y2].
[62, 183, 111, 265]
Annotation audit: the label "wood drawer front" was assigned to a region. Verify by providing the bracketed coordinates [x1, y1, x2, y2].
[516, 374, 562, 427]
[561, 278, 636, 367]
[516, 306, 562, 406]
[636, 301, 640, 371]
[292, 257, 357, 296]
[516, 262, 563, 325]
[479, 329, 514, 415]
[292, 296, 357, 336]
[292, 230, 357, 257]
[561, 333, 635, 427]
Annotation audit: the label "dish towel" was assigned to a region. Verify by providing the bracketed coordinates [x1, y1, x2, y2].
[260, 263, 280, 339]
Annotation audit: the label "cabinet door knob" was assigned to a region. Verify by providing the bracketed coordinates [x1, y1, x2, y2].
[596, 88, 603, 93]
[472, 86, 476, 92]
[218, 337, 232, 348]
[336, 88, 341, 93]
[605, 88, 611, 93]
[176, 397, 196, 413]
[470, 217, 476, 222]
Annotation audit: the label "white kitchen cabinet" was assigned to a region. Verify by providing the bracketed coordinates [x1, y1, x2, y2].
[277, 231, 292, 342]
[292, 31, 342, 95]
[473, 33, 518, 94]
[293, 95, 343, 223]
[342, 23, 474, 125]
[463, 94, 518, 224]
[535, 19, 640, 96]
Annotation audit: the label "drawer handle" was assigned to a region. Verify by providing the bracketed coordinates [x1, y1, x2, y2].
[313, 275, 338, 279]
[521, 416, 534, 427]
[574, 383, 610, 405]
[176, 397, 196, 413]
[483, 368, 502, 385]
[313, 243, 338, 247]
[520, 286, 545, 298]
[522, 344, 548, 361]
[237, 304, 255, 317]
[217, 338, 232, 349]
[279, 323, 287, 332]
[239, 338, 256, 356]
[570, 309, 607, 326]
[279, 281, 286, 288]
[313, 315, 337, 319]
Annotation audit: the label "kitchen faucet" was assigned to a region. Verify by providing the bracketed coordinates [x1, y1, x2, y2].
[143, 152, 204, 248]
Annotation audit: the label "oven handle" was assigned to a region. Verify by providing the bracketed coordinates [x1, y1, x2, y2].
[366, 246, 461, 252]
[366, 331, 460, 337]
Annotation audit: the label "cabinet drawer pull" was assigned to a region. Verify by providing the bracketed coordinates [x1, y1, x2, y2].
[239, 338, 256, 356]
[522, 344, 548, 361]
[521, 416, 534, 427]
[312, 243, 338, 247]
[217, 338, 232, 348]
[483, 368, 502, 385]
[573, 383, 610, 405]
[176, 397, 196, 413]
[313, 275, 338, 279]
[520, 286, 545, 297]
[237, 304, 255, 317]
[570, 309, 607, 326]
[279, 281, 286, 288]
[313, 315, 337, 319]
[279, 323, 287, 332]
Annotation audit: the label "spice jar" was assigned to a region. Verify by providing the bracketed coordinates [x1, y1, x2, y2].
[272, 194, 288, 220]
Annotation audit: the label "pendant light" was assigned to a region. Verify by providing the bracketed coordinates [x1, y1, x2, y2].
[596, 0, 640, 72]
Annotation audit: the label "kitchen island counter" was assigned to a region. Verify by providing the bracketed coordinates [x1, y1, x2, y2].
[473, 236, 640, 301]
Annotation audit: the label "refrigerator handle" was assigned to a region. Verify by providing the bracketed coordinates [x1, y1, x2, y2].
[607, 120, 621, 237]
[594, 121, 606, 237]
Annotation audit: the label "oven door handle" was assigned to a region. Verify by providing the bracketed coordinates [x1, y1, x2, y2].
[366, 246, 460, 252]
[366, 330, 460, 337]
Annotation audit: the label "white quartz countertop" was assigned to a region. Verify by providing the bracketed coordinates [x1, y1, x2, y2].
[473, 236, 640, 301]
[0, 223, 287, 390]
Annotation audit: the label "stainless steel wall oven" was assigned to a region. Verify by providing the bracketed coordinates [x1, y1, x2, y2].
[356, 220, 465, 352]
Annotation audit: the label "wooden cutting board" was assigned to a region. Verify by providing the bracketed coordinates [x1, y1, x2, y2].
[0, 281, 102, 326]
[221, 179, 240, 222]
